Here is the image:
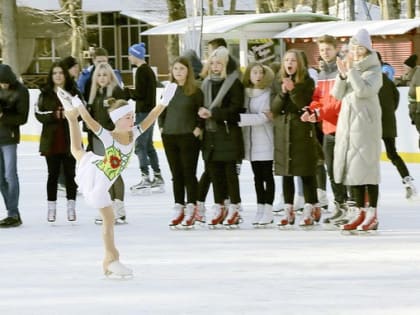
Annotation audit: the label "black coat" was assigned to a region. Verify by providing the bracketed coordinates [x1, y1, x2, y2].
[378, 73, 399, 138]
[271, 74, 317, 176]
[201, 78, 245, 162]
[0, 81, 29, 145]
[35, 91, 71, 155]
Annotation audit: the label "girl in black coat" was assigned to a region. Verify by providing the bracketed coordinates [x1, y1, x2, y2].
[271, 49, 320, 227]
[35, 62, 79, 222]
[198, 47, 245, 227]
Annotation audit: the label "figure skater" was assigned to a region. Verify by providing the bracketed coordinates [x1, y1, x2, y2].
[58, 83, 177, 277]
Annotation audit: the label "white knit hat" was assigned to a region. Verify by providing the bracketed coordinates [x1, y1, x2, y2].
[350, 28, 372, 51]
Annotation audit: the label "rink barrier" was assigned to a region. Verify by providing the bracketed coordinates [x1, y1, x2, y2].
[21, 88, 419, 162]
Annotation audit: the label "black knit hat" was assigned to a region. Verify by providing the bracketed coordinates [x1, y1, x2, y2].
[404, 54, 417, 68]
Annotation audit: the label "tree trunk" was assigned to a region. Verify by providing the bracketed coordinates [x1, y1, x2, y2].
[166, 0, 186, 64]
[229, 0, 236, 14]
[322, 0, 329, 14]
[208, 0, 214, 15]
[1, 0, 20, 77]
[388, 0, 400, 19]
[406, 0, 414, 18]
[67, 0, 83, 61]
[348, 0, 355, 20]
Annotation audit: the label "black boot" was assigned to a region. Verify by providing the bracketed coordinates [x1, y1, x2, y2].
[0, 215, 22, 228]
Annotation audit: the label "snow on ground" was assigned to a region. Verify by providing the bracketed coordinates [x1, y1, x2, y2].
[0, 141, 419, 315]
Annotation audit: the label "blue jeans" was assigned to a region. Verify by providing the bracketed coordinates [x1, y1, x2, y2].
[0, 144, 20, 217]
[135, 112, 160, 176]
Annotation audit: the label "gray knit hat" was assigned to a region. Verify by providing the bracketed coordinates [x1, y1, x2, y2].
[350, 28, 372, 51]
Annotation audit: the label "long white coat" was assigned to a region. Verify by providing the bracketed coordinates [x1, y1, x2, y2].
[331, 52, 382, 185]
[239, 88, 274, 161]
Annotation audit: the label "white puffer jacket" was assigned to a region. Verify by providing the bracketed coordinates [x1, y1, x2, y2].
[332, 52, 382, 185]
[239, 88, 274, 161]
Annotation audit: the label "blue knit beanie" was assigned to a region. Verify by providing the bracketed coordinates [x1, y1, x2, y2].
[129, 43, 146, 60]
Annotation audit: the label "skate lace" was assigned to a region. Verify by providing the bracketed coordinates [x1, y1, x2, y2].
[302, 204, 312, 219]
[211, 205, 222, 220]
[172, 204, 184, 219]
[360, 208, 376, 226]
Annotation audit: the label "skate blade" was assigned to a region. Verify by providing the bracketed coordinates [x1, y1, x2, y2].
[341, 229, 379, 236]
[151, 186, 165, 193]
[115, 219, 128, 225]
[130, 188, 152, 196]
[277, 224, 295, 230]
[272, 210, 285, 216]
[321, 223, 340, 231]
[208, 223, 224, 230]
[105, 272, 134, 280]
[223, 224, 240, 230]
[257, 222, 274, 228]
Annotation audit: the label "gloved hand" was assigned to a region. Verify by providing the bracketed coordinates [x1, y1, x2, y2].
[159, 83, 178, 107]
[71, 95, 84, 108]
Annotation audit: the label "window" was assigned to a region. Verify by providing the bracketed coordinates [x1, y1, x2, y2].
[84, 13, 117, 68]
[27, 38, 59, 73]
[118, 17, 151, 71]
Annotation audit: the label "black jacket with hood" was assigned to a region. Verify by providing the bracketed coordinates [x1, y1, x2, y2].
[0, 65, 29, 144]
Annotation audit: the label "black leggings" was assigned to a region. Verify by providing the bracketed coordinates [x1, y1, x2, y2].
[283, 175, 317, 205]
[251, 160, 274, 205]
[45, 154, 77, 201]
[351, 184, 379, 208]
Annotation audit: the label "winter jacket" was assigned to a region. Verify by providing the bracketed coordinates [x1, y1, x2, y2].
[271, 73, 317, 176]
[35, 89, 72, 155]
[239, 88, 273, 161]
[201, 78, 245, 162]
[129, 64, 156, 113]
[408, 66, 420, 122]
[309, 61, 342, 135]
[331, 52, 382, 186]
[378, 73, 399, 138]
[159, 86, 204, 135]
[0, 65, 29, 145]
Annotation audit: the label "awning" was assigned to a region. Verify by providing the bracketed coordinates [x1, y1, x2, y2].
[274, 18, 420, 39]
[141, 12, 339, 37]
[120, 11, 167, 26]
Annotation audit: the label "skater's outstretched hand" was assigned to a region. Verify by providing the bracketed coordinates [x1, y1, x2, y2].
[159, 83, 178, 107]
[71, 95, 84, 108]
[63, 108, 79, 120]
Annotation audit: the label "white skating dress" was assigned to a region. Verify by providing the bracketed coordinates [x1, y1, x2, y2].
[76, 126, 141, 208]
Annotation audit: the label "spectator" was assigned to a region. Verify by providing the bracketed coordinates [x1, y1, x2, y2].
[35, 62, 78, 222]
[0, 64, 29, 228]
[127, 43, 164, 194]
[332, 28, 383, 232]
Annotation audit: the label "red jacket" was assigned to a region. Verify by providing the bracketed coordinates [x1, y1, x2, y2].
[309, 62, 341, 135]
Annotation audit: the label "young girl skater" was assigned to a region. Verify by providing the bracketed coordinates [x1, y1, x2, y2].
[59, 83, 177, 277]
[239, 62, 275, 227]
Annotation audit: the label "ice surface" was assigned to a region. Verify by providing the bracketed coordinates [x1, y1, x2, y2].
[0, 142, 419, 315]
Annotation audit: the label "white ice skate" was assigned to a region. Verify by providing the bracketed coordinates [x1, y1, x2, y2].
[403, 176, 418, 201]
[105, 261, 133, 279]
[258, 204, 274, 227]
[113, 199, 127, 224]
[252, 204, 265, 226]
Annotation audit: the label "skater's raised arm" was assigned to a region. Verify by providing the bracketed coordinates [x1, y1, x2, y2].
[71, 95, 101, 133]
[138, 83, 178, 133]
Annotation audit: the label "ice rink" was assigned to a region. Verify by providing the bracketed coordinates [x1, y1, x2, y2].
[1, 141, 419, 315]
